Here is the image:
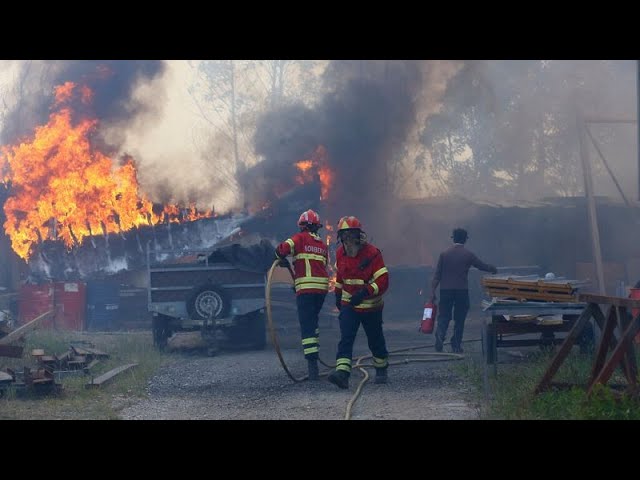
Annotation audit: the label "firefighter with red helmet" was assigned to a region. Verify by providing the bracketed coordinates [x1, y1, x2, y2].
[275, 209, 329, 381]
[327, 216, 390, 389]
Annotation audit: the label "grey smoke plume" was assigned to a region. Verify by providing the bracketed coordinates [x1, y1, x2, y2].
[248, 60, 423, 239]
[423, 60, 637, 202]
[1, 60, 167, 148]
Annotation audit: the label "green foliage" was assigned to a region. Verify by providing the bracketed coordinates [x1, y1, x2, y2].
[464, 349, 640, 420]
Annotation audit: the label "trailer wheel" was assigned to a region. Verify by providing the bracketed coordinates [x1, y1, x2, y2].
[187, 284, 229, 320]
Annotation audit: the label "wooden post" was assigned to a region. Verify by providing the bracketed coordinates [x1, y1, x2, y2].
[578, 112, 606, 295]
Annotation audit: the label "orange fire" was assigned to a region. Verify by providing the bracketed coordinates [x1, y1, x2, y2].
[0, 81, 212, 260]
[294, 145, 334, 201]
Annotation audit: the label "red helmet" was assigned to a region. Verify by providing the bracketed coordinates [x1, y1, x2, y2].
[337, 216, 363, 232]
[298, 209, 321, 228]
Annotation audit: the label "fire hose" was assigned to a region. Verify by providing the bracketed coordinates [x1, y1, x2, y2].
[265, 259, 478, 419]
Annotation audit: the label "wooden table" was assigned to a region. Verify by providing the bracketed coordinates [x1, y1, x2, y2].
[482, 301, 590, 374]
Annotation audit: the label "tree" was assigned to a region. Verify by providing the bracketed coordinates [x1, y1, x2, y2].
[420, 60, 635, 202]
[187, 60, 328, 208]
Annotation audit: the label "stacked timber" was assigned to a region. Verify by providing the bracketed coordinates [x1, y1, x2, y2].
[482, 275, 590, 302]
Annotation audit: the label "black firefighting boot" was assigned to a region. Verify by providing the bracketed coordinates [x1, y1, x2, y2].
[307, 358, 319, 381]
[327, 369, 350, 389]
[374, 367, 388, 384]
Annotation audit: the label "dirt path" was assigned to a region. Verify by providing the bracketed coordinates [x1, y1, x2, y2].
[119, 315, 484, 420]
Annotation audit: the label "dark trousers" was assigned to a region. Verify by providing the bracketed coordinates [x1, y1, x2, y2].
[296, 293, 326, 359]
[435, 289, 470, 351]
[336, 307, 388, 373]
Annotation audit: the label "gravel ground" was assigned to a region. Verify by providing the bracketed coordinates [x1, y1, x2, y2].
[119, 313, 485, 420]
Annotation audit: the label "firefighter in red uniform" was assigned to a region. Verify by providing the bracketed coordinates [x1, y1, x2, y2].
[275, 209, 329, 381]
[327, 216, 390, 389]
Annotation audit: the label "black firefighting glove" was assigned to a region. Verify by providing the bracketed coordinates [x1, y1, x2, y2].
[274, 251, 290, 268]
[349, 288, 368, 307]
[335, 292, 342, 311]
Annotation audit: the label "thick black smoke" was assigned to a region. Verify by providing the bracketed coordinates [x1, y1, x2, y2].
[1, 60, 167, 146]
[248, 60, 422, 238]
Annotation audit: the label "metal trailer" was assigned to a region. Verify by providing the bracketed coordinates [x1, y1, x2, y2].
[147, 247, 267, 354]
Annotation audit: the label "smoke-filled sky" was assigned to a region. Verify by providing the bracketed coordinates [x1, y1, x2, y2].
[1, 60, 637, 217]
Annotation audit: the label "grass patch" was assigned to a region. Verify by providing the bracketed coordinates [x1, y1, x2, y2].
[461, 349, 640, 420]
[0, 330, 166, 419]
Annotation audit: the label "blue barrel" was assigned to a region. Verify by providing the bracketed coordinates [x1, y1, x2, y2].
[86, 280, 120, 331]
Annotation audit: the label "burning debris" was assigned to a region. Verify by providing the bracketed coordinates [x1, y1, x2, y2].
[1, 77, 213, 266]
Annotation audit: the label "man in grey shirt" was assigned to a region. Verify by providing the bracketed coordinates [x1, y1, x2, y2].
[430, 228, 497, 353]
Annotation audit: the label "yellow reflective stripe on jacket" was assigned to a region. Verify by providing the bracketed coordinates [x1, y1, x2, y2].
[343, 278, 366, 285]
[370, 282, 379, 295]
[293, 253, 327, 263]
[296, 284, 329, 292]
[341, 291, 383, 309]
[371, 267, 388, 282]
[334, 282, 343, 289]
[285, 238, 295, 255]
[295, 277, 329, 286]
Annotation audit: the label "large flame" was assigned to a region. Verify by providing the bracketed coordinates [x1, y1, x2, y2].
[294, 145, 334, 200]
[0, 82, 212, 260]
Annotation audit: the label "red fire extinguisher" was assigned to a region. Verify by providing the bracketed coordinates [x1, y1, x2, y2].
[420, 301, 437, 334]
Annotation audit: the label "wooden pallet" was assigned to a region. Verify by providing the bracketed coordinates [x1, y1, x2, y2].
[482, 276, 581, 302]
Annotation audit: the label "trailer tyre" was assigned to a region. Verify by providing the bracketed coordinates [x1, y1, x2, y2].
[187, 284, 230, 320]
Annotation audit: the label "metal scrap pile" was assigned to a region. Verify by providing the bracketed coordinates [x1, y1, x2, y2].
[0, 341, 110, 396]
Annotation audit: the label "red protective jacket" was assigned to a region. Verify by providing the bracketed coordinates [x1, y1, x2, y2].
[334, 243, 389, 313]
[276, 231, 329, 295]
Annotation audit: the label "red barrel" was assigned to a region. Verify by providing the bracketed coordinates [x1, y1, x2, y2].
[19, 284, 55, 328]
[630, 288, 640, 344]
[53, 282, 86, 331]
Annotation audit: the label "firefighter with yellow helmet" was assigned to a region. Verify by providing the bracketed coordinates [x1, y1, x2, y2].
[275, 209, 329, 380]
[327, 216, 390, 389]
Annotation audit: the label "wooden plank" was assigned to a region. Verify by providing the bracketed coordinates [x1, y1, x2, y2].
[482, 277, 580, 289]
[579, 293, 640, 308]
[85, 363, 138, 389]
[485, 290, 577, 302]
[0, 310, 54, 346]
[483, 279, 574, 290]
